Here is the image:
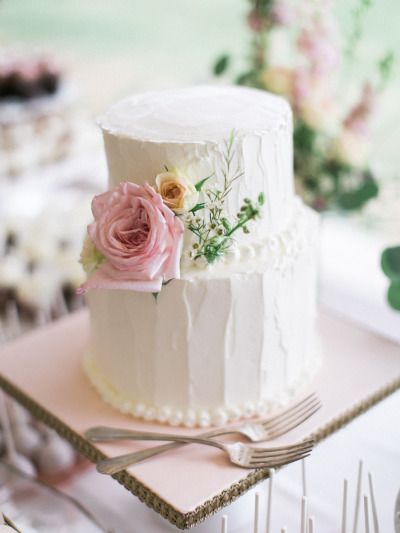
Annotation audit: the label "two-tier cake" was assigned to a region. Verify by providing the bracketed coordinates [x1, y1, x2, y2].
[79, 86, 319, 428]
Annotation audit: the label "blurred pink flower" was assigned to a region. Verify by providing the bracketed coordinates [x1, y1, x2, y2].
[297, 20, 340, 75]
[247, 8, 267, 32]
[270, 0, 295, 26]
[78, 182, 184, 294]
[343, 83, 376, 136]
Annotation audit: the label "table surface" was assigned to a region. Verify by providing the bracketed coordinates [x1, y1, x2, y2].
[0, 308, 399, 530]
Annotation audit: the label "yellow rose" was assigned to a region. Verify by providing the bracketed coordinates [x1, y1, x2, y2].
[155, 170, 199, 214]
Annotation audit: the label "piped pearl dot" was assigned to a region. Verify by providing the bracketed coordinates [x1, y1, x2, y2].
[120, 402, 132, 414]
[144, 407, 156, 422]
[240, 244, 256, 262]
[211, 409, 228, 426]
[243, 402, 256, 418]
[169, 411, 183, 427]
[197, 410, 211, 428]
[183, 409, 197, 428]
[156, 406, 171, 423]
[228, 406, 242, 421]
[133, 403, 146, 418]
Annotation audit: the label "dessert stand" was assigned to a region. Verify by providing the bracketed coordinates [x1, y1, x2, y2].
[0, 308, 399, 530]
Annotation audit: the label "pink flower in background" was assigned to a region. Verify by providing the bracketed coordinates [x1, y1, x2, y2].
[247, 9, 266, 33]
[270, 0, 295, 26]
[297, 19, 340, 76]
[343, 83, 376, 136]
[78, 182, 184, 294]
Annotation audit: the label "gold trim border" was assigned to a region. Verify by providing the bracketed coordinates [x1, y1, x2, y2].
[0, 372, 399, 530]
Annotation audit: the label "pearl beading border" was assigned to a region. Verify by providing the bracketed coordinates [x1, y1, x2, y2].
[83, 351, 321, 428]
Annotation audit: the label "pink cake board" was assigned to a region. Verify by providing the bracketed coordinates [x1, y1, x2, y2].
[0, 308, 399, 529]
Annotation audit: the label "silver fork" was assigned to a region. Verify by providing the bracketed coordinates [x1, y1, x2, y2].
[86, 392, 320, 460]
[95, 433, 314, 474]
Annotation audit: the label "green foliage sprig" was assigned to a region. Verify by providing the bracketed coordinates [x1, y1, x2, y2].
[186, 132, 264, 265]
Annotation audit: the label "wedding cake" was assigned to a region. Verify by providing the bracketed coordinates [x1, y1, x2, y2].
[79, 86, 319, 427]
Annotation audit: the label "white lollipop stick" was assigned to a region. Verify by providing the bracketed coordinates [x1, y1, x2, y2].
[254, 492, 260, 533]
[353, 459, 364, 533]
[301, 496, 308, 533]
[364, 495, 370, 533]
[221, 515, 228, 533]
[308, 516, 315, 533]
[367, 472, 379, 533]
[266, 468, 275, 533]
[341, 479, 348, 533]
[301, 458, 307, 497]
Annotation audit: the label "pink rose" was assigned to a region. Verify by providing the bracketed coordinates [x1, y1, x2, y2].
[78, 182, 184, 293]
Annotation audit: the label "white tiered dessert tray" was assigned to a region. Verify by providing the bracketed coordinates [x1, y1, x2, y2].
[0, 309, 399, 530]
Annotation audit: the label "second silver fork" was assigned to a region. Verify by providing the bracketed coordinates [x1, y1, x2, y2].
[86, 392, 320, 466]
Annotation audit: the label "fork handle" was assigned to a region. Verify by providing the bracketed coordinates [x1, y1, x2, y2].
[96, 433, 226, 476]
[91, 429, 226, 449]
[86, 425, 229, 442]
[87, 426, 233, 470]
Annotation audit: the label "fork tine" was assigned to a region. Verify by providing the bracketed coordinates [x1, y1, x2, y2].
[262, 394, 320, 430]
[252, 443, 313, 461]
[266, 402, 322, 439]
[251, 444, 313, 460]
[262, 393, 318, 426]
[251, 438, 314, 456]
[249, 450, 312, 468]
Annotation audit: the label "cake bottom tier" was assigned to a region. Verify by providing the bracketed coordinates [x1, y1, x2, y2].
[85, 209, 319, 428]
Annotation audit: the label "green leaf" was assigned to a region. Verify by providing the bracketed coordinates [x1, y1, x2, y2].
[337, 173, 379, 210]
[235, 71, 255, 86]
[388, 282, 400, 311]
[190, 202, 205, 214]
[258, 192, 265, 206]
[195, 175, 211, 192]
[213, 54, 230, 76]
[381, 246, 400, 282]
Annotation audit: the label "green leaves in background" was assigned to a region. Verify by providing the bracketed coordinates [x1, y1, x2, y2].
[337, 171, 379, 210]
[213, 54, 230, 76]
[381, 246, 400, 310]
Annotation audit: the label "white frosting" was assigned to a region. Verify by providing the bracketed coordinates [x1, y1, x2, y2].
[98, 86, 294, 241]
[85, 204, 320, 427]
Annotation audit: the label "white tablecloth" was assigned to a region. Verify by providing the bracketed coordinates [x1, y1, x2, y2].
[64, 390, 400, 533]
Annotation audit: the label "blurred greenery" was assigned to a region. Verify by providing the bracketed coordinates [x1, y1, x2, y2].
[0, 0, 398, 174]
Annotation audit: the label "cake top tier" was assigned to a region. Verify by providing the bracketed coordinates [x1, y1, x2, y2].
[98, 85, 291, 142]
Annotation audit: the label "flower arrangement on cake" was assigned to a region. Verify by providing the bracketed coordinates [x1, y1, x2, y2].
[79, 132, 264, 294]
[212, 0, 394, 212]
